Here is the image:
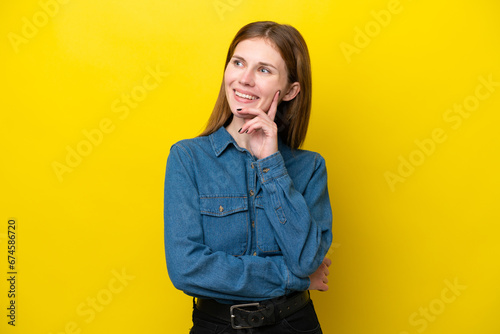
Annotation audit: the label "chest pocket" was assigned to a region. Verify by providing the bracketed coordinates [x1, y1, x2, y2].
[200, 195, 248, 256]
[255, 196, 281, 254]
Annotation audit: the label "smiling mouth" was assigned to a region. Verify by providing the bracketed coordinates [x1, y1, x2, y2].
[234, 90, 259, 100]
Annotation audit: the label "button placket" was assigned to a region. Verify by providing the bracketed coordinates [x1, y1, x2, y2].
[247, 158, 258, 257]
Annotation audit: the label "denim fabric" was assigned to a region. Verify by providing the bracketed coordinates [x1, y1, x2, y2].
[164, 127, 332, 304]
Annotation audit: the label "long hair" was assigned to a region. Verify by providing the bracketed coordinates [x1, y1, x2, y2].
[199, 21, 312, 149]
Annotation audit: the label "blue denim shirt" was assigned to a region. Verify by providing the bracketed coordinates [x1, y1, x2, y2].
[164, 126, 332, 304]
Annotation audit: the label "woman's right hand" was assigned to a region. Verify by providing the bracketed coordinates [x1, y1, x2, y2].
[308, 257, 331, 291]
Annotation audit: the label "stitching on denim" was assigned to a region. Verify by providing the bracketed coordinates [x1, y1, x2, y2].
[262, 171, 288, 183]
[200, 197, 249, 256]
[200, 208, 246, 216]
[200, 195, 247, 199]
[274, 206, 287, 224]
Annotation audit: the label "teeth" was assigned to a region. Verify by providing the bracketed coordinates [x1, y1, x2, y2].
[235, 90, 258, 100]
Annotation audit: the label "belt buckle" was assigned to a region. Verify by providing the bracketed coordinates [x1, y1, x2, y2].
[230, 302, 261, 329]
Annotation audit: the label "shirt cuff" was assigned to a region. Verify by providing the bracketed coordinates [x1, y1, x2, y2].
[286, 265, 311, 293]
[254, 152, 287, 183]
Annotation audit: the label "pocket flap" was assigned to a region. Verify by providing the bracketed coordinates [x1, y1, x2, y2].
[200, 196, 248, 217]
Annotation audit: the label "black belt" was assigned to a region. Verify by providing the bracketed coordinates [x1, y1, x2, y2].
[195, 290, 310, 329]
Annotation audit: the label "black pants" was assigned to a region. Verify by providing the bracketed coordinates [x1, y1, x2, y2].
[190, 298, 322, 334]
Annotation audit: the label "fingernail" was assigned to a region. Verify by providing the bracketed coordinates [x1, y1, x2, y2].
[236, 108, 242, 111]
[245, 130, 248, 133]
[238, 128, 242, 133]
[278, 90, 281, 96]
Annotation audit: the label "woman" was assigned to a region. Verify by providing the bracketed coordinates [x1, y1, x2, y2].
[164, 21, 333, 333]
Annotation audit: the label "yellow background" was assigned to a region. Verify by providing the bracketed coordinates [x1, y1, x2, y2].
[1, 0, 499, 333]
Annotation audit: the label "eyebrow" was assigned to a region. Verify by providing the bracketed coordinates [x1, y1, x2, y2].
[232, 55, 278, 70]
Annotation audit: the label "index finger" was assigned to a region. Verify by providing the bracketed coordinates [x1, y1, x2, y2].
[258, 90, 280, 121]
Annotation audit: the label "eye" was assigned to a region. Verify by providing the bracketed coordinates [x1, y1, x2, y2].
[233, 60, 243, 67]
[259, 67, 271, 74]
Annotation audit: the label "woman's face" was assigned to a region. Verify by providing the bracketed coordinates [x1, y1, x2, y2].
[224, 38, 295, 118]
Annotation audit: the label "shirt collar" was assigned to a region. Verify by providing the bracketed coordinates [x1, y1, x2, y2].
[209, 127, 238, 157]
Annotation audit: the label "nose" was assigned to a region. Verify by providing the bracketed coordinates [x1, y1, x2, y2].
[239, 68, 254, 86]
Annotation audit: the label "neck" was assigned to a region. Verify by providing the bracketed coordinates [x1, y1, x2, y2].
[225, 117, 251, 151]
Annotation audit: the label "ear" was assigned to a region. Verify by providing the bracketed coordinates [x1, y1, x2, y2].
[281, 82, 300, 102]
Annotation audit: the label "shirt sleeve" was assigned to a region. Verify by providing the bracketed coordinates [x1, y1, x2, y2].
[254, 151, 333, 278]
[164, 144, 310, 302]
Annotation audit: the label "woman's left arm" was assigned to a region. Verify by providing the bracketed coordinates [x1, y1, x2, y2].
[255, 151, 333, 278]
[237, 91, 332, 278]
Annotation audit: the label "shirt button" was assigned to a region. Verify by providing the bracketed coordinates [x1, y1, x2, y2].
[263, 168, 270, 173]
[219, 205, 224, 212]
[251, 221, 255, 228]
[253, 252, 257, 256]
[251, 164, 254, 169]
[249, 190, 254, 196]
